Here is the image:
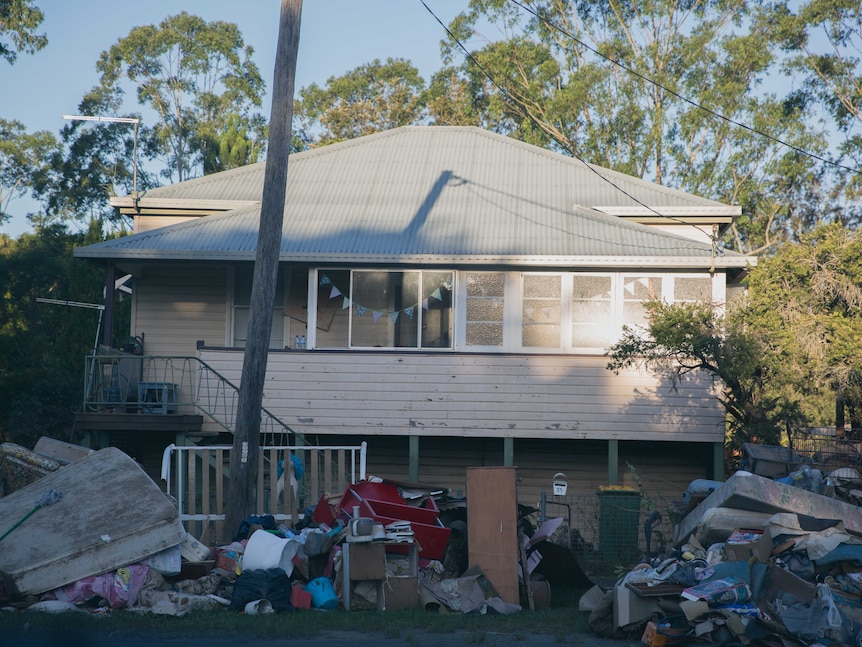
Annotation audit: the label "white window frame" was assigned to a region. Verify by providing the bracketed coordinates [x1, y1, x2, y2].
[230, 266, 289, 349]
[308, 268, 722, 355]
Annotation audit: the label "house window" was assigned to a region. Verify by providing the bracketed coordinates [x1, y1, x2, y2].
[674, 276, 713, 303]
[622, 275, 663, 332]
[522, 274, 561, 348]
[232, 266, 285, 348]
[314, 269, 453, 350]
[572, 274, 613, 349]
[306, 268, 717, 354]
[465, 272, 505, 347]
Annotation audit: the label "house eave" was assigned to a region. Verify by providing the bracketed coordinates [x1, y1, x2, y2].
[110, 196, 259, 216]
[73, 249, 756, 269]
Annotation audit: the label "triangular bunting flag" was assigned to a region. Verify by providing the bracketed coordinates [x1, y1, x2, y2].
[423, 298, 429, 310]
[330, 285, 342, 299]
[430, 288, 442, 301]
[342, 297, 350, 309]
[404, 307, 414, 320]
[373, 311, 383, 323]
[319, 274, 332, 286]
[357, 306, 368, 317]
[389, 312, 399, 323]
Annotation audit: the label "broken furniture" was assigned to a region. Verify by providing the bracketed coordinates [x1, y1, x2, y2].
[341, 541, 418, 611]
[467, 466, 520, 605]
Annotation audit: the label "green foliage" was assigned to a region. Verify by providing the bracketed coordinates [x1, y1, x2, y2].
[742, 223, 862, 427]
[0, 118, 58, 226]
[94, 12, 266, 182]
[39, 90, 154, 229]
[294, 58, 426, 147]
[773, 0, 862, 220]
[0, 224, 129, 446]
[441, 0, 838, 254]
[607, 299, 793, 447]
[608, 223, 862, 447]
[0, 0, 46, 64]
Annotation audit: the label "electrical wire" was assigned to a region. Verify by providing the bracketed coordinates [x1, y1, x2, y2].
[419, 0, 720, 248]
[508, 0, 860, 176]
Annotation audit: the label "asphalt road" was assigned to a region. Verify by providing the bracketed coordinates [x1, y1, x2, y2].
[13, 629, 643, 647]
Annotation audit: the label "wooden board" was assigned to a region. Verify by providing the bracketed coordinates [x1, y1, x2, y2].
[466, 466, 519, 605]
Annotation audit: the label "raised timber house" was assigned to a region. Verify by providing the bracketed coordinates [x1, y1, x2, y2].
[74, 125, 755, 505]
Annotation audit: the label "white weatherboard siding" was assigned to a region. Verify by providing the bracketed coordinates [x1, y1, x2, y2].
[198, 349, 725, 442]
[133, 265, 227, 357]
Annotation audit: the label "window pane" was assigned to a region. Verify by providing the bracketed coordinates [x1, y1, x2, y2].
[572, 274, 613, 348]
[466, 299, 504, 321]
[421, 271, 453, 348]
[466, 323, 503, 346]
[467, 272, 504, 297]
[622, 276, 662, 330]
[675, 277, 712, 302]
[233, 267, 284, 348]
[351, 271, 419, 348]
[465, 273, 505, 347]
[522, 274, 560, 348]
[316, 270, 350, 349]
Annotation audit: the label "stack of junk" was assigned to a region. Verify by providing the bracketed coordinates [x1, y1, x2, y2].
[0, 439, 590, 617]
[582, 442, 862, 646]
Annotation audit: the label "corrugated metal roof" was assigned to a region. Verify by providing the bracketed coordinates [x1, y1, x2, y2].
[77, 126, 753, 268]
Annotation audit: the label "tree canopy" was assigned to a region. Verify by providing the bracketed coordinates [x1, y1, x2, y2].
[0, 118, 57, 226]
[93, 12, 267, 183]
[294, 58, 426, 147]
[0, 0, 46, 64]
[608, 223, 862, 449]
[437, 0, 839, 255]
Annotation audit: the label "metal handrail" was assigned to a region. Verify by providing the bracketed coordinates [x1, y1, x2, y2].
[83, 353, 302, 445]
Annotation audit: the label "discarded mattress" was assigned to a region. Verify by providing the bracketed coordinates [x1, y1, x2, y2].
[674, 470, 862, 545]
[0, 447, 185, 600]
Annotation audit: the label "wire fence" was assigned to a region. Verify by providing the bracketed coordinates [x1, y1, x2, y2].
[537, 491, 681, 575]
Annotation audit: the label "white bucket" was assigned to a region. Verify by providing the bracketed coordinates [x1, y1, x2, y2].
[242, 530, 298, 576]
[244, 598, 274, 615]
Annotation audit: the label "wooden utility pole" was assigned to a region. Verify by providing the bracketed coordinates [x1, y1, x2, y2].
[225, 0, 303, 540]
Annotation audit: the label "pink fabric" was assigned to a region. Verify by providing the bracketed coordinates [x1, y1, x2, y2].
[47, 564, 149, 608]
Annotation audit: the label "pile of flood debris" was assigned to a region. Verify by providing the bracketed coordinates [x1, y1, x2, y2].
[0, 442, 588, 617]
[583, 445, 862, 646]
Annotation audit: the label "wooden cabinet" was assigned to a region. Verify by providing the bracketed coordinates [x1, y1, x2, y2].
[466, 466, 519, 604]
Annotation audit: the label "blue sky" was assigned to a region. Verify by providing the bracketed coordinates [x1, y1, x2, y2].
[2, 1, 475, 236]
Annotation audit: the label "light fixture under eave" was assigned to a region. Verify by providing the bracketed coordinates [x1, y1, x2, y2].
[62, 114, 141, 199]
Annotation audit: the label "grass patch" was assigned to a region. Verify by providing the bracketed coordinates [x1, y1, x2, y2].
[0, 585, 594, 642]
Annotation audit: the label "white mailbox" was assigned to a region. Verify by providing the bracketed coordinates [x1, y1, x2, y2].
[552, 472, 568, 496]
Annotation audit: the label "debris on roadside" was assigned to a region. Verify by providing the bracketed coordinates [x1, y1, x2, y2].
[582, 443, 862, 646]
[0, 445, 589, 618]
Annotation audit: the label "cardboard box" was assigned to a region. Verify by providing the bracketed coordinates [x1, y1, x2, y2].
[383, 576, 420, 610]
[724, 528, 772, 563]
[346, 543, 385, 581]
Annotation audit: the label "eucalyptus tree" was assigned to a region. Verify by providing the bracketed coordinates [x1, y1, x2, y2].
[294, 58, 426, 147]
[0, 0, 46, 64]
[93, 12, 266, 182]
[0, 118, 57, 227]
[442, 0, 829, 254]
[775, 0, 862, 227]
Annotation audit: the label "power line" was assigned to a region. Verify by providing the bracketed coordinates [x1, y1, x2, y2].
[508, 0, 859, 176]
[419, 0, 719, 244]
